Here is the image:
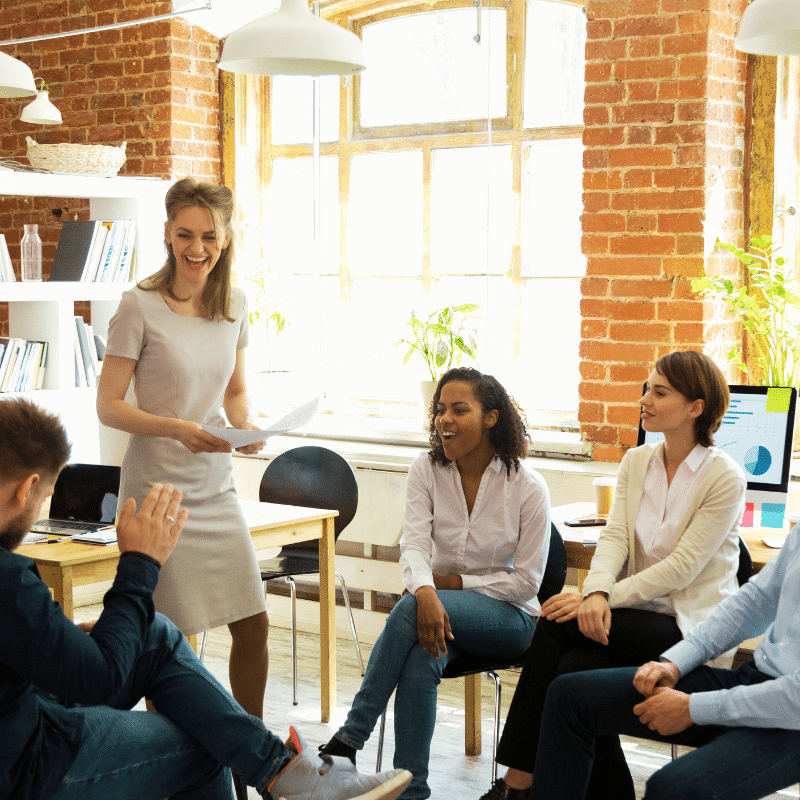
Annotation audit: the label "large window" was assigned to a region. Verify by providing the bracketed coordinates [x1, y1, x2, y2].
[231, 0, 586, 429]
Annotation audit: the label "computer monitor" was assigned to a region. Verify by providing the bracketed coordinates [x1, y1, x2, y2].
[637, 385, 797, 525]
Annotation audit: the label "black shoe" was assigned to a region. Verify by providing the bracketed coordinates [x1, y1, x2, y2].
[478, 779, 530, 800]
[318, 736, 357, 766]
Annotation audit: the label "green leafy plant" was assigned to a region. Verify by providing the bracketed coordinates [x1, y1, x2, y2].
[245, 269, 288, 372]
[692, 235, 800, 387]
[395, 304, 480, 382]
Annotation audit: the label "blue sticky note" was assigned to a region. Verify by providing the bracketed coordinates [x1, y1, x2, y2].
[761, 502, 786, 529]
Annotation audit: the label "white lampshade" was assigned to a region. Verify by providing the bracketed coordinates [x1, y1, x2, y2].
[21, 88, 62, 125]
[0, 51, 37, 98]
[219, 0, 366, 76]
[736, 0, 800, 55]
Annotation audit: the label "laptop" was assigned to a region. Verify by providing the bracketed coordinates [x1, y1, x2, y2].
[30, 463, 121, 536]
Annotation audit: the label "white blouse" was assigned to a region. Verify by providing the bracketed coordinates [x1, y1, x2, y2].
[634, 443, 719, 615]
[399, 453, 551, 616]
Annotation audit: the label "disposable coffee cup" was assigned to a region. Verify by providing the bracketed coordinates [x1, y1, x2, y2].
[593, 476, 616, 516]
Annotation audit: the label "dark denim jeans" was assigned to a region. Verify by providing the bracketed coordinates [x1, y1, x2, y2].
[530, 662, 800, 800]
[335, 590, 537, 800]
[46, 613, 290, 800]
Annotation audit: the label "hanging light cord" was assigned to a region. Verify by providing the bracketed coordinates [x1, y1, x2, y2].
[0, 0, 212, 46]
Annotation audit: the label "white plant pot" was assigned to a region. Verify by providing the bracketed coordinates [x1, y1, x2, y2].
[419, 379, 438, 431]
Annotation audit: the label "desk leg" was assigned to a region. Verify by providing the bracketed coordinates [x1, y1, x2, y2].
[319, 516, 336, 723]
[39, 564, 74, 620]
[464, 673, 482, 756]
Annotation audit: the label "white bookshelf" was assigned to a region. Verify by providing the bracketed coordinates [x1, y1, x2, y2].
[0, 173, 172, 462]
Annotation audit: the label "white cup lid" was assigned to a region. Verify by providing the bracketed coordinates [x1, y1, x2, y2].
[592, 476, 616, 486]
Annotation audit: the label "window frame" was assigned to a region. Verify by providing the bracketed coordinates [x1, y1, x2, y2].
[225, 0, 587, 427]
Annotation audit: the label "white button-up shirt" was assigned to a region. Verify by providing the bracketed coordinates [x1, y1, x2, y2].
[633, 443, 720, 615]
[400, 453, 551, 616]
[664, 524, 800, 730]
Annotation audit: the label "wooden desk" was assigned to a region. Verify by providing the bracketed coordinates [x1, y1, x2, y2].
[558, 522, 787, 587]
[18, 500, 339, 723]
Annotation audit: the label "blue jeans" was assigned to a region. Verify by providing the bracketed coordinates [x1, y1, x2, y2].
[46, 613, 291, 800]
[335, 590, 536, 800]
[530, 662, 800, 800]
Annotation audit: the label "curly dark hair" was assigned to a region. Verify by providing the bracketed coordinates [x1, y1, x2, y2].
[428, 367, 530, 476]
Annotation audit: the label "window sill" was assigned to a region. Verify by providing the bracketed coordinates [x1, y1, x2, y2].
[239, 413, 593, 471]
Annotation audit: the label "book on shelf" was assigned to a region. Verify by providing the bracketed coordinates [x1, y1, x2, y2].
[74, 316, 97, 388]
[48, 219, 136, 283]
[0, 235, 15, 282]
[9, 341, 32, 393]
[0, 337, 48, 393]
[49, 220, 101, 282]
[84, 225, 108, 282]
[113, 221, 137, 282]
[35, 342, 48, 390]
[85, 324, 101, 377]
[96, 221, 134, 282]
[72, 323, 86, 388]
[0, 339, 23, 392]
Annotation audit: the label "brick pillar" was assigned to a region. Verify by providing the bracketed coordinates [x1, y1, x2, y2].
[579, 0, 749, 462]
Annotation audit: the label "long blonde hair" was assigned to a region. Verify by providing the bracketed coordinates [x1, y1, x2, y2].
[139, 177, 236, 322]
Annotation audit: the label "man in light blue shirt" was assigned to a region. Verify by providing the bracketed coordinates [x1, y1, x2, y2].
[528, 526, 800, 800]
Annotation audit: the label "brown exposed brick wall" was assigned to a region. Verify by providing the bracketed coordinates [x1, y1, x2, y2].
[0, 0, 221, 303]
[579, 0, 749, 462]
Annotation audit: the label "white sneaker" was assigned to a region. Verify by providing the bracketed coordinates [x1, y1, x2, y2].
[267, 727, 412, 800]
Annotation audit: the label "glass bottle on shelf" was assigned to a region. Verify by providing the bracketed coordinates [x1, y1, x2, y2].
[21, 224, 42, 282]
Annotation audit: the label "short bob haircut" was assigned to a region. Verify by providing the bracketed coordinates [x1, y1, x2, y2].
[428, 367, 530, 476]
[140, 177, 236, 322]
[0, 397, 71, 481]
[653, 350, 729, 448]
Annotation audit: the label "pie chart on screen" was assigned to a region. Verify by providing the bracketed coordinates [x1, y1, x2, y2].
[744, 445, 772, 476]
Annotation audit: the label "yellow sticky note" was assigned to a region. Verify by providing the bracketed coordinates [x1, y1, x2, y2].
[766, 387, 792, 413]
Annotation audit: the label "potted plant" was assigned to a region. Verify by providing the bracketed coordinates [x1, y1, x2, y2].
[394, 303, 480, 428]
[691, 235, 800, 388]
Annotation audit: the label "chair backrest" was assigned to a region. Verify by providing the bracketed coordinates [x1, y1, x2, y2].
[538, 522, 567, 605]
[737, 535, 753, 587]
[259, 446, 358, 542]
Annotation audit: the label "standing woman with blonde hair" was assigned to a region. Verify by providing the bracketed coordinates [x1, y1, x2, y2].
[97, 177, 269, 718]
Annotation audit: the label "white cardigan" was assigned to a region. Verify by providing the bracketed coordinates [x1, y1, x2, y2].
[582, 442, 746, 641]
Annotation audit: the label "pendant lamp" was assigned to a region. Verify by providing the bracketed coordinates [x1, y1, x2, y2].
[0, 51, 37, 98]
[218, 0, 366, 76]
[736, 0, 800, 55]
[21, 80, 62, 125]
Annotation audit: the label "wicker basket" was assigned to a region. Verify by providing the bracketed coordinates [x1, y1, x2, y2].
[26, 137, 127, 177]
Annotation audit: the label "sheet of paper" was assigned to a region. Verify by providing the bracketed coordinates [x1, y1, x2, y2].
[582, 529, 602, 546]
[71, 528, 118, 545]
[551, 501, 596, 525]
[201, 397, 319, 447]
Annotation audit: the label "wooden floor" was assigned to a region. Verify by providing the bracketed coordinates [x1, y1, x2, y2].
[74, 604, 800, 800]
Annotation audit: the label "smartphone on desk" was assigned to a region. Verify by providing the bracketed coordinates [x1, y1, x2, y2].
[564, 517, 607, 527]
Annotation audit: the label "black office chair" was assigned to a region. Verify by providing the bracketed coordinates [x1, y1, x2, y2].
[736, 535, 753, 587]
[375, 522, 567, 782]
[257, 446, 365, 705]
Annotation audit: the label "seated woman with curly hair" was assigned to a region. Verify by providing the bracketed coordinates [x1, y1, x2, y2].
[318, 367, 552, 800]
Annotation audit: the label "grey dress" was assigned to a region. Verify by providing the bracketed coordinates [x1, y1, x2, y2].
[105, 285, 266, 635]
